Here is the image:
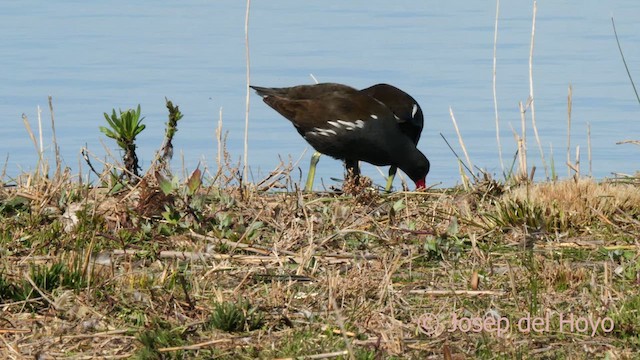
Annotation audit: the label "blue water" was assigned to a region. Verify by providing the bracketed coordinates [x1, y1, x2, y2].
[2, 1, 639, 188]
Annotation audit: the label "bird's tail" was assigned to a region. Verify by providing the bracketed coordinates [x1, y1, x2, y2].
[250, 85, 285, 98]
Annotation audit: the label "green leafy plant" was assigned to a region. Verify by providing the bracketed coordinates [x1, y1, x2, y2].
[157, 99, 184, 169]
[100, 105, 146, 179]
[7, 261, 87, 310]
[0, 271, 18, 301]
[135, 321, 185, 360]
[155, 168, 204, 231]
[208, 299, 264, 332]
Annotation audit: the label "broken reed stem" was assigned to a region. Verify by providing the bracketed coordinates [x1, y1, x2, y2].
[518, 101, 528, 179]
[575, 145, 580, 177]
[217, 107, 223, 174]
[529, 0, 547, 180]
[243, 0, 251, 183]
[493, 0, 504, 173]
[37, 105, 43, 162]
[48, 96, 60, 178]
[567, 84, 572, 177]
[448, 107, 474, 174]
[549, 142, 556, 181]
[37, 105, 45, 175]
[587, 122, 592, 177]
[616, 140, 640, 146]
[21, 114, 41, 178]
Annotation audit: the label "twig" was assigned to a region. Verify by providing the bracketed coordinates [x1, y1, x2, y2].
[275, 350, 350, 360]
[616, 140, 640, 146]
[408, 289, 505, 296]
[612, 16, 640, 105]
[62, 329, 132, 339]
[159, 338, 234, 352]
[0, 328, 31, 334]
[24, 274, 59, 310]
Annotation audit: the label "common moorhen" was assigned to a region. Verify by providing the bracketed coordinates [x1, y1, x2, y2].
[251, 82, 429, 190]
[360, 83, 424, 191]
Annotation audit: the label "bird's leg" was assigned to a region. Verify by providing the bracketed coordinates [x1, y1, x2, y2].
[385, 166, 398, 192]
[304, 151, 322, 192]
[345, 159, 360, 185]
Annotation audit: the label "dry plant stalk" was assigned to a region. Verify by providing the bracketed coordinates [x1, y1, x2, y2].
[575, 145, 580, 176]
[567, 84, 572, 177]
[217, 106, 223, 173]
[616, 140, 640, 146]
[37, 105, 43, 166]
[49, 96, 61, 178]
[448, 107, 474, 174]
[493, 0, 504, 173]
[587, 122, 592, 177]
[21, 113, 45, 180]
[528, 0, 547, 179]
[243, 0, 252, 182]
[517, 101, 528, 180]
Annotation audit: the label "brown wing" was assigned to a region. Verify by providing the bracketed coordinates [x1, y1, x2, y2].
[262, 90, 394, 133]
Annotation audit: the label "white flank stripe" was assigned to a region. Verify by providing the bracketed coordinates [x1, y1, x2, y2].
[355, 120, 365, 128]
[328, 121, 342, 128]
[411, 104, 418, 118]
[370, 114, 378, 119]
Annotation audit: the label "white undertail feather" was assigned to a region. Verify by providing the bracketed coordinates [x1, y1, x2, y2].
[337, 120, 355, 129]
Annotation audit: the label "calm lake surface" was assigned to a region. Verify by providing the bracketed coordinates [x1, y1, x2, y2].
[2, 1, 639, 188]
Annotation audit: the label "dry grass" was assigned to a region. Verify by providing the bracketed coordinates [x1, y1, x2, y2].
[1, 165, 639, 359]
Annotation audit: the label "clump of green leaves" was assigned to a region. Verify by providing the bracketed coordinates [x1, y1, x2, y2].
[0, 271, 18, 302]
[482, 198, 547, 232]
[423, 216, 465, 261]
[135, 320, 185, 360]
[156, 168, 204, 233]
[208, 298, 264, 332]
[3, 261, 87, 310]
[608, 293, 640, 344]
[100, 105, 146, 180]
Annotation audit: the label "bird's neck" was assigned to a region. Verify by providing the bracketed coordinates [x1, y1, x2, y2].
[397, 146, 430, 184]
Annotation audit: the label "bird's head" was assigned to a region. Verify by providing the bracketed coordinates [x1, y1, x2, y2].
[403, 153, 430, 191]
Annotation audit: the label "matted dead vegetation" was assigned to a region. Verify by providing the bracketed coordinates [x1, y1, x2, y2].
[1, 165, 639, 359]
